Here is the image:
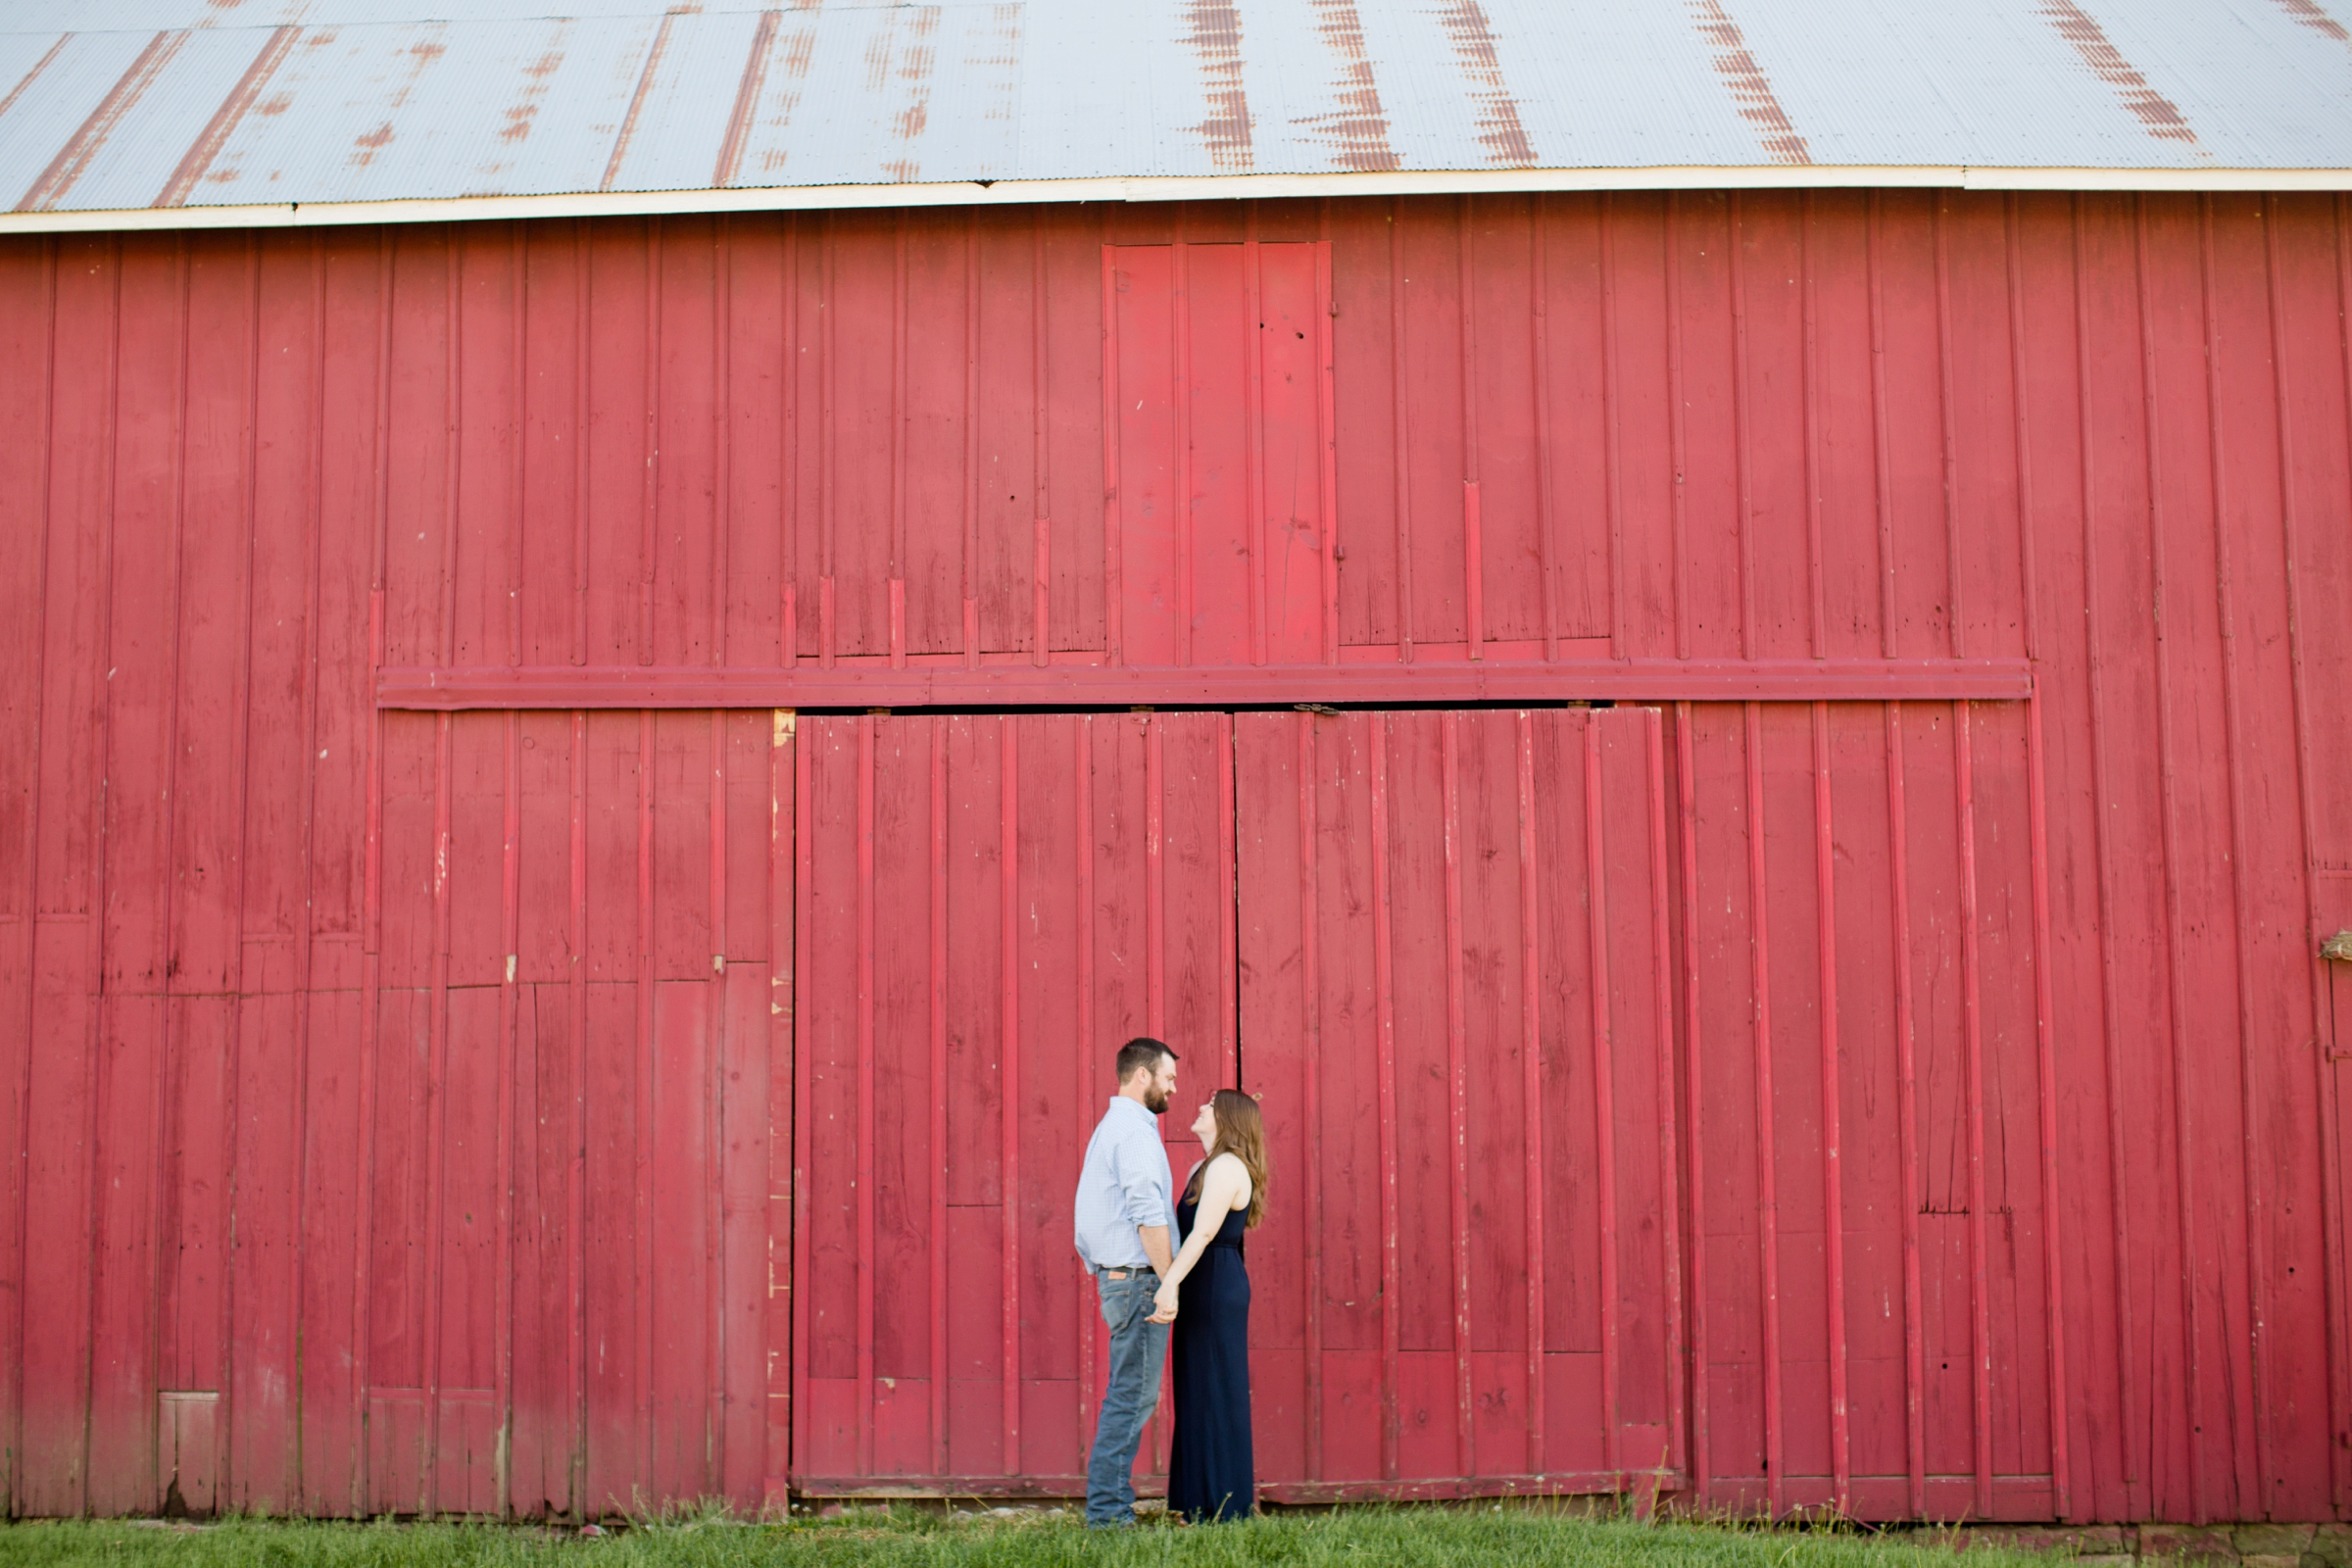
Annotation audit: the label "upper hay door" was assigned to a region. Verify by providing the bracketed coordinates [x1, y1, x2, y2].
[1104, 242, 1338, 669]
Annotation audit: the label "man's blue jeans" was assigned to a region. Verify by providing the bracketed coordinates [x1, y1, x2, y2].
[1084, 1270, 1168, 1528]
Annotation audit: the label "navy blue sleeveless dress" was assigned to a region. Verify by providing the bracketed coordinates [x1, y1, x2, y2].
[1167, 1174, 1253, 1522]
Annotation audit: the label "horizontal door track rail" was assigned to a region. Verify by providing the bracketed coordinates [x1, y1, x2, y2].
[378, 659, 2034, 711]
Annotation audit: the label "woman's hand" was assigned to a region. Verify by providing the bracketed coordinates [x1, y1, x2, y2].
[1152, 1280, 1179, 1323]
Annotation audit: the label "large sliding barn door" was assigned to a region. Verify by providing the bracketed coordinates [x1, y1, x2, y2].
[1236, 708, 1683, 1500]
[788, 711, 1235, 1494]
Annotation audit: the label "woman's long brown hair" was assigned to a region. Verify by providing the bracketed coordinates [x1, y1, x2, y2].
[1184, 1088, 1269, 1230]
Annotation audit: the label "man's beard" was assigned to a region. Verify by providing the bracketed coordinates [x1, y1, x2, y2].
[1143, 1086, 1169, 1115]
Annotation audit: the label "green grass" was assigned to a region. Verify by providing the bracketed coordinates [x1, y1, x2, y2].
[0, 1508, 2056, 1568]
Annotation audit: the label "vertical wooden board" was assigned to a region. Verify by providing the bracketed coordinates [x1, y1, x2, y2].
[446, 715, 508, 990]
[157, 1005, 230, 1410]
[898, 214, 968, 657]
[972, 215, 1033, 654]
[1597, 711, 1670, 1432]
[296, 984, 364, 1515]
[1182, 245, 1253, 670]
[799, 717, 860, 1381]
[1874, 193, 1959, 659]
[1457, 714, 1530, 1356]
[17, 917, 94, 1515]
[1461, 200, 1542, 646]
[1532, 712, 1600, 1357]
[869, 718, 932, 1386]
[1607, 195, 1678, 656]
[1310, 715, 1382, 1358]
[581, 222, 646, 665]
[1808, 195, 1888, 662]
[821, 216, 897, 660]
[648, 979, 712, 1499]
[2142, 193, 2248, 1519]
[1965, 705, 2054, 1482]
[307, 232, 384, 955]
[1041, 208, 1106, 653]
[1685, 705, 1765, 1477]
[943, 716, 1005, 1208]
[2074, 192, 2190, 1519]
[449, 227, 515, 670]
[1896, 703, 1980, 1483]
[1733, 195, 1812, 661]
[1233, 714, 1308, 1468]
[717, 219, 785, 669]
[1377, 714, 1451, 1351]
[506, 982, 567, 1517]
[1942, 194, 2027, 663]
[436, 985, 505, 1410]
[2212, 195, 2335, 1520]
[376, 715, 441, 992]
[1089, 713, 1151, 1053]
[379, 230, 454, 670]
[366, 985, 430, 1399]
[652, 219, 717, 668]
[86, 1001, 166, 1517]
[1109, 246, 1178, 666]
[1157, 712, 1235, 1101]
[1758, 708, 1830, 1481]
[1015, 715, 1083, 1389]
[518, 221, 579, 668]
[1254, 242, 1328, 666]
[1396, 199, 1468, 648]
[718, 958, 769, 1508]
[1326, 201, 1399, 647]
[1824, 706, 1908, 1482]
[650, 711, 712, 982]
[579, 979, 641, 1516]
[227, 986, 303, 1512]
[1668, 197, 1746, 661]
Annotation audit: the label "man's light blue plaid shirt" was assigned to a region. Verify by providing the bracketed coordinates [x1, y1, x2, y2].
[1072, 1096, 1172, 1271]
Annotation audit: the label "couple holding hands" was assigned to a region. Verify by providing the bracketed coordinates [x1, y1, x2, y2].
[1070, 1038, 1266, 1528]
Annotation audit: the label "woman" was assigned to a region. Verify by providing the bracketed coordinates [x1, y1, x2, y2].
[1154, 1087, 1267, 1523]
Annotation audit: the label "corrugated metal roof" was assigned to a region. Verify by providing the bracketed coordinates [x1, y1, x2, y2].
[3, 0, 2349, 227]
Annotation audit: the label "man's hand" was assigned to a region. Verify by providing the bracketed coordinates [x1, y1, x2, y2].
[1150, 1280, 1179, 1323]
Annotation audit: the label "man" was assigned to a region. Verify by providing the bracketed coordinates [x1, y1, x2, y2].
[1071, 1037, 1181, 1529]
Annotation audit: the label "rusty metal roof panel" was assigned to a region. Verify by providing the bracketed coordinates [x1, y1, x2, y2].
[4, 0, 2352, 223]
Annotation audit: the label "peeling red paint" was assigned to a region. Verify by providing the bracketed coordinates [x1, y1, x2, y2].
[1688, 0, 1811, 166]
[156, 24, 300, 207]
[1436, 0, 1535, 166]
[714, 11, 781, 187]
[15, 29, 192, 212]
[1300, 0, 1398, 172]
[1185, 0, 1254, 172]
[2036, 0, 2199, 145]
[2269, 0, 2350, 46]
[603, 10, 681, 192]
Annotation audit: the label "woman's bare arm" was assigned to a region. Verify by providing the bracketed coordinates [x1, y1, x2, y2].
[1152, 1155, 1250, 1318]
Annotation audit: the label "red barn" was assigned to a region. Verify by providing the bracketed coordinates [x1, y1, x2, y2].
[3, 0, 2352, 1530]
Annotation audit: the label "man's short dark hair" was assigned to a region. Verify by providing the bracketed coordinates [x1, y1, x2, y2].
[1115, 1037, 1176, 1084]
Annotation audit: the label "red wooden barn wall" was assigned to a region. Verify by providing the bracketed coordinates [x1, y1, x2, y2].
[0, 191, 2349, 1524]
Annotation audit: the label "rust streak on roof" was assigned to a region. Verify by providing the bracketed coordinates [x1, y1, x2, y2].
[877, 7, 940, 183]
[602, 8, 682, 192]
[15, 30, 192, 212]
[714, 9, 780, 186]
[1298, 0, 1395, 172]
[1436, 0, 1534, 166]
[1687, 0, 1811, 166]
[0, 36, 72, 128]
[2269, 0, 2351, 46]
[1186, 0, 1254, 172]
[2036, 0, 2199, 144]
[496, 44, 565, 145]
[155, 23, 300, 207]
[752, 15, 818, 177]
